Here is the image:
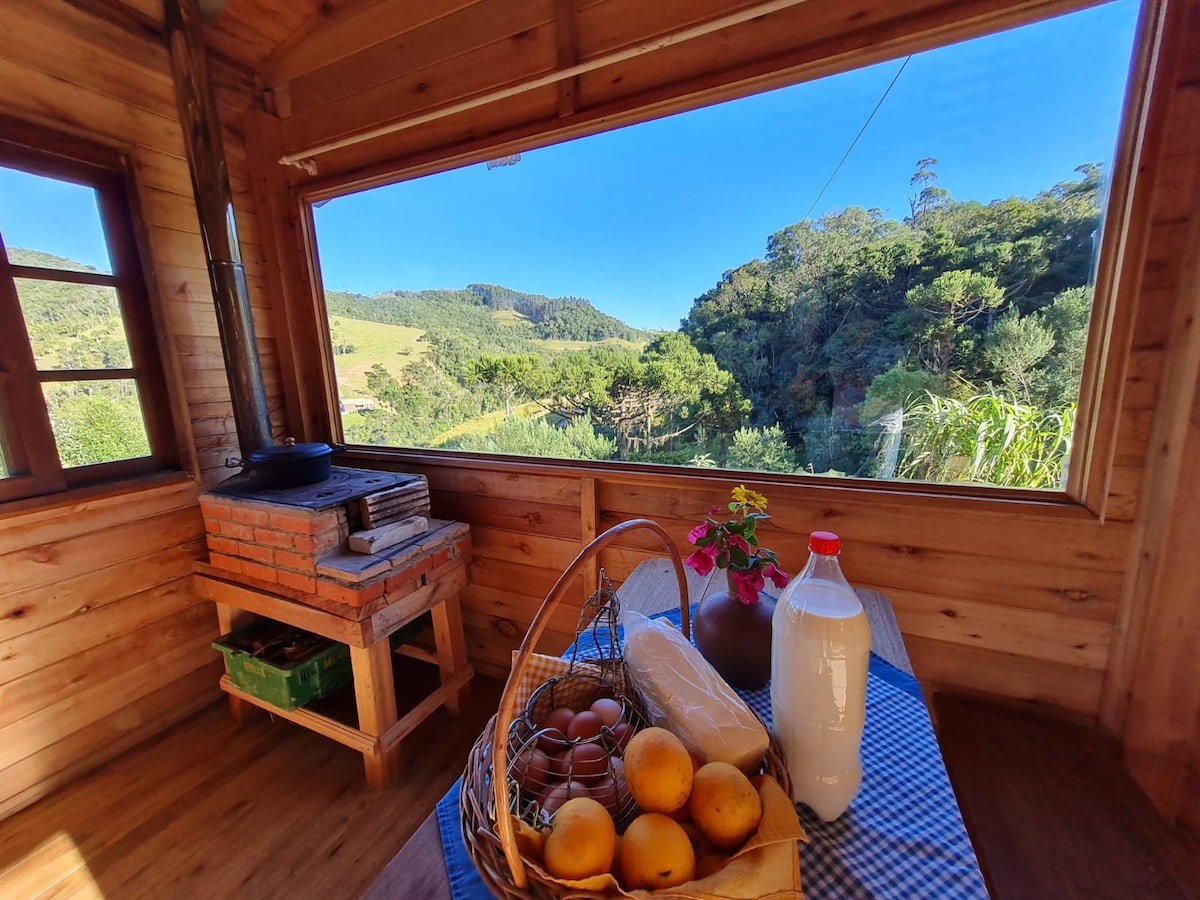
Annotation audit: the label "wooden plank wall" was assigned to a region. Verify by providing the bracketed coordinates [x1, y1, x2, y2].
[355, 454, 1132, 721]
[0, 0, 276, 819]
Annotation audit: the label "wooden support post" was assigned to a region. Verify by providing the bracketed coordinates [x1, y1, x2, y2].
[430, 592, 471, 714]
[580, 476, 599, 601]
[215, 602, 255, 723]
[351, 641, 401, 787]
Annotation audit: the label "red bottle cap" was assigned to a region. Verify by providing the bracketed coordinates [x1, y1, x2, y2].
[809, 531, 840, 555]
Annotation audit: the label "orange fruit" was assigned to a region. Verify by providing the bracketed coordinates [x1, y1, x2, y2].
[542, 797, 616, 880]
[623, 727, 693, 814]
[618, 813, 696, 890]
[689, 762, 762, 851]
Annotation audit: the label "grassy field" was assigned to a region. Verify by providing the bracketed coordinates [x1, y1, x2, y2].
[330, 311, 646, 422]
[491, 309, 530, 326]
[329, 315, 426, 396]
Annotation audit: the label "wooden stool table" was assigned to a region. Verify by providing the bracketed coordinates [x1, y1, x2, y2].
[195, 520, 474, 787]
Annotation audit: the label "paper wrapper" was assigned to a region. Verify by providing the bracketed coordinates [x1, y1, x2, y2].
[507, 653, 807, 898]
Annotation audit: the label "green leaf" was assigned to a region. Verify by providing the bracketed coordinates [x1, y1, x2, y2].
[728, 546, 750, 568]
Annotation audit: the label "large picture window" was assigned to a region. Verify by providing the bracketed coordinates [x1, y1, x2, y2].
[0, 117, 177, 503]
[310, 0, 1140, 492]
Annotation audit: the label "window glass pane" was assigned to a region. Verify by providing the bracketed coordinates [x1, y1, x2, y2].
[14, 279, 132, 370]
[0, 166, 113, 274]
[312, 1, 1139, 490]
[42, 379, 150, 468]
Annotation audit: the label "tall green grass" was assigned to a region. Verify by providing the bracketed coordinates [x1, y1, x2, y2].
[897, 392, 1074, 489]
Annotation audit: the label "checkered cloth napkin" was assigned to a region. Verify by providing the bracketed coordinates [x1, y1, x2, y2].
[439, 604, 989, 899]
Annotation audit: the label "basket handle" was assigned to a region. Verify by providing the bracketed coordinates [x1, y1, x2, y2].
[492, 518, 689, 889]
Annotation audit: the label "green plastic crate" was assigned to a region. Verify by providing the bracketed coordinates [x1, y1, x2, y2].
[213, 621, 352, 712]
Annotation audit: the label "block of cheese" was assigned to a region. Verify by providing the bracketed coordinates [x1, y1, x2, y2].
[622, 610, 770, 774]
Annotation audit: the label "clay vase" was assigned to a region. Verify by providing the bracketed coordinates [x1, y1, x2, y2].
[692, 571, 776, 690]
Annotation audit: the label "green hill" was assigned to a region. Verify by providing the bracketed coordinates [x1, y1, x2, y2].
[325, 283, 654, 346]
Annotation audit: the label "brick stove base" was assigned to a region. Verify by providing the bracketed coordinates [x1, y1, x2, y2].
[199, 466, 434, 605]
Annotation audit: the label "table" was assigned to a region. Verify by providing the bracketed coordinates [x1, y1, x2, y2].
[195, 520, 474, 788]
[368, 560, 986, 898]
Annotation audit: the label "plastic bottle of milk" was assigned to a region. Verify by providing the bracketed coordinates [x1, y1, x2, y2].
[770, 531, 871, 821]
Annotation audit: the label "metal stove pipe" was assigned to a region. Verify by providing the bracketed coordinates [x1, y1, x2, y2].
[164, 0, 272, 458]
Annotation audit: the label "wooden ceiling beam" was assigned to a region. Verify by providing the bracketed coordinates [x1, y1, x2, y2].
[263, 0, 480, 87]
[555, 0, 581, 117]
[65, 0, 258, 92]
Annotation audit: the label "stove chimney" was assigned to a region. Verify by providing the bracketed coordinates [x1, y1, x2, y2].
[165, 0, 273, 458]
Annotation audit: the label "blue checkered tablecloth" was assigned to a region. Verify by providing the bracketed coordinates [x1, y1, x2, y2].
[438, 604, 989, 898]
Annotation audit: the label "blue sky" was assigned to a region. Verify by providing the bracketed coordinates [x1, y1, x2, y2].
[313, 0, 1140, 330]
[1, 1, 1140, 332]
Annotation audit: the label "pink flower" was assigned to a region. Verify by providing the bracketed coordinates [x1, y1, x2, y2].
[685, 547, 716, 576]
[709, 505, 724, 515]
[686, 521, 711, 545]
[764, 562, 791, 590]
[728, 568, 764, 605]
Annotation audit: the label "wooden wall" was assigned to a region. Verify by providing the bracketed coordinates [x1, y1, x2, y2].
[1104, 0, 1200, 825]
[0, 0, 276, 819]
[243, 0, 1200, 826]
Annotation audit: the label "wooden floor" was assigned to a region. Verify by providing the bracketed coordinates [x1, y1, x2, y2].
[0, 677, 502, 900]
[5, 661, 1200, 900]
[935, 694, 1200, 900]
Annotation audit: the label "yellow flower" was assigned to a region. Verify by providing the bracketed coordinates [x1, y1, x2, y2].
[731, 484, 768, 512]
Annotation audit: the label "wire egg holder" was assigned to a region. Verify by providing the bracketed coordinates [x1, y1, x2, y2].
[504, 569, 650, 830]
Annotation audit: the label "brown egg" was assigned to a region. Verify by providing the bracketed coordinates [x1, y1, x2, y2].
[588, 775, 619, 815]
[550, 749, 573, 779]
[567, 710, 605, 742]
[564, 742, 610, 785]
[512, 745, 553, 796]
[539, 780, 588, 822]
[590, 698, 624, 728]
[536, 727, 571, 755]
[541, 706, 576, 735]
[611, 722, 636, 754]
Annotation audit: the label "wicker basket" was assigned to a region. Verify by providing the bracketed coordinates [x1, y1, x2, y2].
[459, 518, 791, 898]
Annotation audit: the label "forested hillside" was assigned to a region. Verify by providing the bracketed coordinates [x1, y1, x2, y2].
[379, 161, 1098, 486]
[678, 160, 1096, 482]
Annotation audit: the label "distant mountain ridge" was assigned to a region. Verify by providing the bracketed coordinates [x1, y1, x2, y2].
[326, 282, 655, 343]
[8, 247, 101, 271]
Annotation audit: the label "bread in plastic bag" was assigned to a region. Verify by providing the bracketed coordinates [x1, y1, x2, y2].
[622, 610, 770, 774]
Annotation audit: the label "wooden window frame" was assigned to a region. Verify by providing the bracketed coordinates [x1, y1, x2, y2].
[290, 0, 1160, 516]
[0, 116, 178, 504]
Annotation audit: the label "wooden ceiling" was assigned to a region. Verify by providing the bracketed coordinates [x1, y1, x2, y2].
[113, 0, 337, 71]
[105, 0, 1108, 189]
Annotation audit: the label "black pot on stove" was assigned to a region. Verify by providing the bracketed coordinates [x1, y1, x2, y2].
[236, 438, 336, 488]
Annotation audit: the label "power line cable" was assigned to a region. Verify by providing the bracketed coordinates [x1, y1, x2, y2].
[800, 55, 912, 224]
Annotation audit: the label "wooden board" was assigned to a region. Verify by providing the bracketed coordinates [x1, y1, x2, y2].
[358, 479, 430, 528]
[348, 516, 429, 555]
